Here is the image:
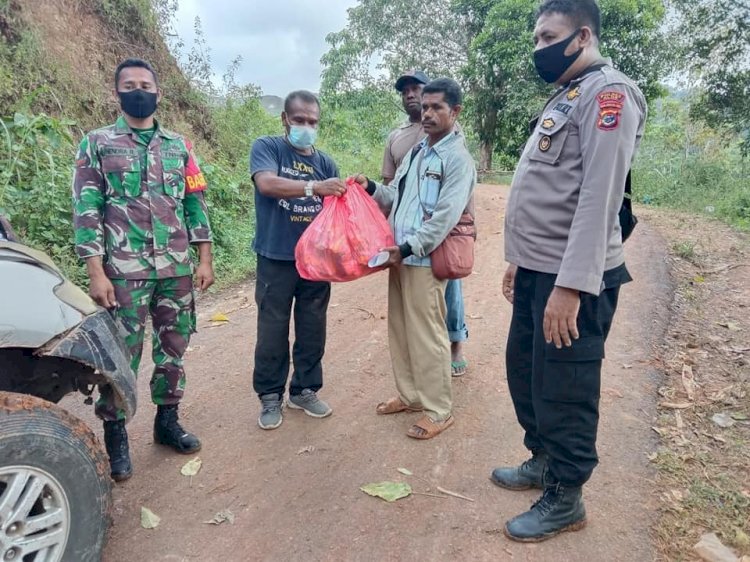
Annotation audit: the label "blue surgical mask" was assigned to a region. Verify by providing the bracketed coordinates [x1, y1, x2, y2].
[288, 125, 318, 149]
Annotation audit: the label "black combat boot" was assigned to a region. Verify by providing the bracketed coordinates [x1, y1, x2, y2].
[503, 471, 587, 543]
[103, 420, 133, 482]
[153, 404, 201, 454]
[491, 450, 548, 490]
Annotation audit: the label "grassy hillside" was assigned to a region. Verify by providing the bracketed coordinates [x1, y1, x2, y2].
[0, 0, 271, 285]
[0, 0, 210, 137]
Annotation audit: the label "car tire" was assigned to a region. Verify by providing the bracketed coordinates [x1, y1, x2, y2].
[0, 391, 111, 562]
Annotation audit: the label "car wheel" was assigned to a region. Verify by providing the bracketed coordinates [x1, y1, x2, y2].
[0, 392, 111, 562]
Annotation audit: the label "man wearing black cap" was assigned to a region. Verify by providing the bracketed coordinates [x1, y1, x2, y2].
[382, 70, 470, 379]
[382, 70, 431, 184]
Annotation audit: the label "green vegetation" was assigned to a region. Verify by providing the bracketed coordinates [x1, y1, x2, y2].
[322, 0, 668, 170]
[0, 0, 748, 296]
[634, 98, 749, 230]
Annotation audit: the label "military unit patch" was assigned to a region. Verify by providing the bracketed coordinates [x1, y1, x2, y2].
[541, 118, 555, 130]
[539, 135, 552, 152]
[566, 86, 581, 101]
[596, 91, 626, 131]
[185, 139, 207, 193]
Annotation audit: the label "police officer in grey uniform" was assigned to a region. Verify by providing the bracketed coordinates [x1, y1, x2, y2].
[491, 0, 647, 542]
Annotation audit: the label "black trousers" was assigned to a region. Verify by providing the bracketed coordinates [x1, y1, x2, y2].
[253, 255, 331, 398]
[506, 267, 620, 487]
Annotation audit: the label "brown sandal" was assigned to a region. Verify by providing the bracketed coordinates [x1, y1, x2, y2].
[406, 415, 455, 440]
[376, 397, 422, 415]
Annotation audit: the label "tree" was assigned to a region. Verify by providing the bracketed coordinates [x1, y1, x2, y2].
[458, 0, 668, 169]
[320, 0, 468, 94]
[321, 0, 669, 171]
[455, 0, 546, 170]
[673, 0, 750, 155]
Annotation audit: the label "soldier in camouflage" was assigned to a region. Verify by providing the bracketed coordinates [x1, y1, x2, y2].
[72, 58, 214, 482]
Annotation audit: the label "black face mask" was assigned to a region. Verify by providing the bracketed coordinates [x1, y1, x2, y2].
[118, 89, 158, 119]
[533, 29, 582, 84]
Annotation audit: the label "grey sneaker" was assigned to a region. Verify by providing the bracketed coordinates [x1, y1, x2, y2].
[258, 393, 283, 430]
[288, 389, 332, 418]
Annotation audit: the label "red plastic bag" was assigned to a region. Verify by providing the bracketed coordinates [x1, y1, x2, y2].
[295, 179, 394, 282]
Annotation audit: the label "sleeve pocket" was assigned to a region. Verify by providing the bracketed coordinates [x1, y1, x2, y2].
[541, 336, 604, 403]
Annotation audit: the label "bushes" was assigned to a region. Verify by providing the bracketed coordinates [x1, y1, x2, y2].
[633, 97, 749, 230]
[0, 112, 85, 282]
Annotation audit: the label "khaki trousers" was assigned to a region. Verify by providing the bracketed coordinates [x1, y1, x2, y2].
[388, 264, 452, 421]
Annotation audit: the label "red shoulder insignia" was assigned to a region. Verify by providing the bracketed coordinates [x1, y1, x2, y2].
[596, 91, 626, 131]
[184, 138, 207, 193]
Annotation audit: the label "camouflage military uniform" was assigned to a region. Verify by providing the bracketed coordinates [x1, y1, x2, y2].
[72, 116, 212, 421]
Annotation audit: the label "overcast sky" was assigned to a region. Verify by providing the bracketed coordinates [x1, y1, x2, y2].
[174, 0, 358, 97]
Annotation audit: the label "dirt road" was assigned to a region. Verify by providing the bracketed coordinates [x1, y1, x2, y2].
[67, 184, 672, 561]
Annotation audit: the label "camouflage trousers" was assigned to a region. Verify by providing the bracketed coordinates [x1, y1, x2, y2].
[96, 276, 196, 421]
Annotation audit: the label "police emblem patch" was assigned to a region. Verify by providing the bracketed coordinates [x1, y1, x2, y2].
[596, 91, 626, 131]
[541, 117, 555, 129]
[539, 135, 552, 152]
[566, 86, 581, 101]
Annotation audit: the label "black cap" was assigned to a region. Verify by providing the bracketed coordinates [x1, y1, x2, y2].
[394, 70, 430, 92]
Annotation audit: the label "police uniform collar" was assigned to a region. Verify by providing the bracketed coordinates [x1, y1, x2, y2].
[567, 58, 612, 86]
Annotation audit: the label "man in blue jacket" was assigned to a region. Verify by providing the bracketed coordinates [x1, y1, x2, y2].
[354, 78, 476, 440]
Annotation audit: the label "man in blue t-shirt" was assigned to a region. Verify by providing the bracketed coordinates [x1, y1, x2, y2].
[249, 90, 345, 430]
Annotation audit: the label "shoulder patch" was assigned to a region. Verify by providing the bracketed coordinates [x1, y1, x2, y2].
[596, 91, 626, 131]
[184, 138, 208, 193]
[541, 117, 555, 130]
[553, 102, 573, 115]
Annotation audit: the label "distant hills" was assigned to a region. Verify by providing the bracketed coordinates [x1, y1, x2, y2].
[261, 95, 283, 116]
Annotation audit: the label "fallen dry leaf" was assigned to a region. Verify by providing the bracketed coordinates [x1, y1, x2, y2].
[693, 532, 738, 562]
[716, 321, 741, 332]
[140, 507, 161, 529]
[711, 413, 736, 429]
[181, 457, 202, 477]
[210, 312, 230, 323]
[660, 402, 693, 410]
[675, 411, 684, 429]
[682, 364, 696, 401]
[397, 468, 413, 476]
[652, 426, 667, 436]
[205, 509, 235, 526]
[296, 446, 315, 455]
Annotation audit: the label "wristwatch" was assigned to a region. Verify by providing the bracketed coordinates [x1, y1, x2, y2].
[304, 180, 315, 197]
